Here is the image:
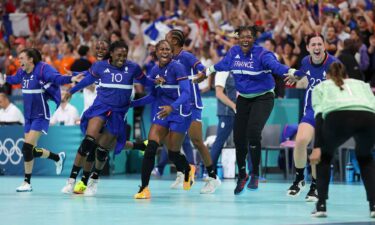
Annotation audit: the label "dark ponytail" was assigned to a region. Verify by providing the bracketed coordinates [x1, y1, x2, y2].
[327, 62, 347, 90]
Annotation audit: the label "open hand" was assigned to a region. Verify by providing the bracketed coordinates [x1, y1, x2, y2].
[192, 71, 207, 84]
[157, 105, 173, 119]
[309, 148, 321, 165]
[71, 73, 84, 83]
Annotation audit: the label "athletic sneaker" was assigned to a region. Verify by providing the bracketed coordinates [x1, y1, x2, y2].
[370, 202, 375, 218]
[287, 180, 305, 197]
[200, 176, 221, 194]
[311, 202, 327, 217]
[170, 172, 184, 189]
[234, 174, 249, 195]
[73, 180, 87, 194]
[247, 174, 259, 190]
[305, 185, 318, 202]
[183, 165, 196, 190]
[55, 152, 66, 175]
[61, 178, 75, 194]
[84, 178, 98, 197]
[151, 168, 162, 177]
[16, 182, 32, 192]
[134, 186, 151, 199]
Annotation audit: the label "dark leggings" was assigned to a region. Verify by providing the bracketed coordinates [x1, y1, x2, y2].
[234, 93, 274, 177]
[315, 110, 375, 202]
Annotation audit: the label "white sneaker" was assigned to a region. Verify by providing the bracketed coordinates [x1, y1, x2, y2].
[55, 152, 66, 175]
[170, 172, 184, 189]
[61, 178, 75, 194]
[151, 168, 162, 177]
[371, 211, 375, 218]
[16, 182, 32, 192]
[84, 178, 98, 196]
[200, 176, 221, 194]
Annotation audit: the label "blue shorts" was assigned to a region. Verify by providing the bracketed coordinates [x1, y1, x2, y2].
[80, 99, 128, 153]
[191, 107, 202, 122]
[153, 115, 192, 134]
[24, 118, 49, 134]
[300, 107, 315, 127]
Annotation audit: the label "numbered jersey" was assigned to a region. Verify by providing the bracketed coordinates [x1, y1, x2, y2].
[299, 53, 338, 111]
[6, 62, 72, 119]
[89, 60, 144, 108]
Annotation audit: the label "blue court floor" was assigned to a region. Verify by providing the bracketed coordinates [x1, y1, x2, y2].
[0, 176, 374, 225]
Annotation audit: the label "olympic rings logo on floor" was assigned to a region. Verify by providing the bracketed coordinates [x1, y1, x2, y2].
[0, 138, 24, 165]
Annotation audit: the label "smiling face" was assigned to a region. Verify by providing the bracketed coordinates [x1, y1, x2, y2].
[18, 52, 34, 73]
[156, 41, 172, 67]
[306, 36, 326, 64]
[238, 29, 254, 54]
[110, 47, 127, 68]
[95, 41, 109, 60]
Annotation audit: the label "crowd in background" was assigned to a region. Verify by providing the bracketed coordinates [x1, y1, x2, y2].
[1, 0, 375, 116]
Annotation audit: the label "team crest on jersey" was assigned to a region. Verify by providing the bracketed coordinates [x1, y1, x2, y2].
[30, 75, 34, 80]
[124, 66, 128, 73]
[323, 71, 326, 78]
[104, 68, 110, 73]
[164, 70, 167, 76]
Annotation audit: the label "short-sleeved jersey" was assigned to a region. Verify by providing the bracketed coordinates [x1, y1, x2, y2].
[89, 60, 145, 108]
[149, 60, 191, 118]
[174, 50, 205, 109]
[299, 53, 338, 113]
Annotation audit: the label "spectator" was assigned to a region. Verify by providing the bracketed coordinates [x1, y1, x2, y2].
[0, 92, 24, 125]
[70, 45, 92, 72]
[50, 91, 80, 126]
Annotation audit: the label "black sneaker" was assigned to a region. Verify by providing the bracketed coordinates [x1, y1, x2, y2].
[287, 180, 305, 197]
[247, 174, 259, 190]
[234, 174, 249, 195]
[305, 185, 318, 202]
[311, 201, 327, 217]
[370, 202, 375, 218]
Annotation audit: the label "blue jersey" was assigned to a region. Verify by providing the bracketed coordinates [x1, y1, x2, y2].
[6, 62, 72, 119]
[71, 60, 146, 109]
[213, 45, 290, 95]
[174, 50, 205, 109]
[132, 60, 191, 120]
[299, 53, 338, 112]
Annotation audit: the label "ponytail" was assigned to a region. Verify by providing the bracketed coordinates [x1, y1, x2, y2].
[327, 62, 347, 90]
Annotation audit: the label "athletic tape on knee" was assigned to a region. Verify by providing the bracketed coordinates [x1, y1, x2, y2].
[22, 143, 34, 162]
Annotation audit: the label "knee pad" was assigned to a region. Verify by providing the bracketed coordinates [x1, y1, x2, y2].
[86, 149, 96, 162]
[144, 140, 159, 159]
[22, 143, 34, 162]
[32, 147, 43, 157]
[96, 146, 109, 162]
[78, 135, 97, 156]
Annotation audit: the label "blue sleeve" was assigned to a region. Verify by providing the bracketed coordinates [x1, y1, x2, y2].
[260, 51, 289, 77]
[171, 63, 190, 110]
[42, 64, 72, 85]
[5, 69, 23, 84]
[213, 49, 233, 72]
[88, 62, 102, 78]
[72, 70, 88, 76]
[171, 78, 190, 110]
[187, 53, 205, 73]
[69, 74, 96, 94]
[133, 64, 148, 86]
[130, 93, 156, 107]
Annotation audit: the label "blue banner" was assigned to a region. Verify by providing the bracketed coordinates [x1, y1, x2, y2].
[0, 126, 83, 176]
